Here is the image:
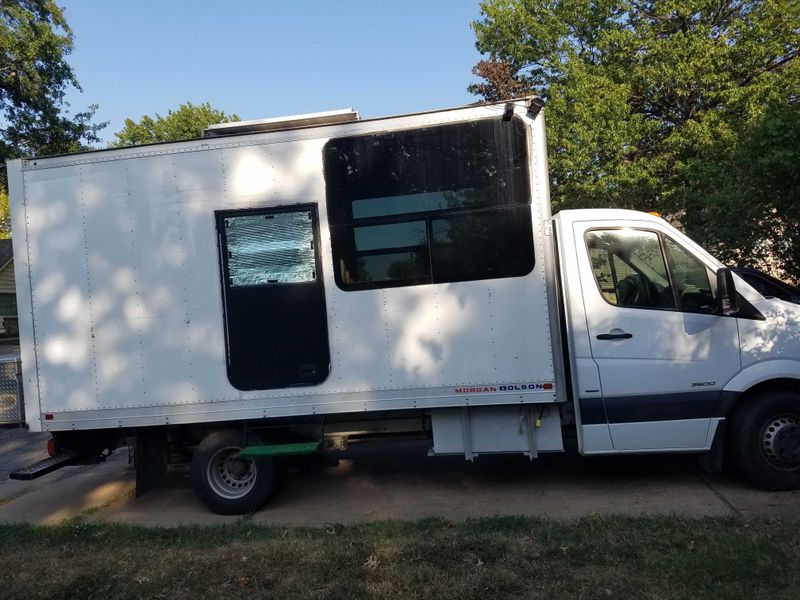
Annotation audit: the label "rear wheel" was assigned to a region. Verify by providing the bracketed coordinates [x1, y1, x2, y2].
[729, 389, 800, 490]
[191, 430, 277, 514]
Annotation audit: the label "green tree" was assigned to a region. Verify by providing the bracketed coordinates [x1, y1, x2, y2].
[686, 101, 800, 280]
[1, 0, 105, 239]
[1, 0, 105, 188]
[112, 102, 240, 146]
[0, 188, 9, 239]
[471, 0, 800, 277]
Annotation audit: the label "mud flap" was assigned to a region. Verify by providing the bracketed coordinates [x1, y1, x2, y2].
[135, 427, 167, 497]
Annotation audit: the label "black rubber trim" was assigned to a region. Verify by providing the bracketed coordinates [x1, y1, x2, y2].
[579, 390, 734, 425]
[578, 397, 608, 425]
[715, 390, 741, 416]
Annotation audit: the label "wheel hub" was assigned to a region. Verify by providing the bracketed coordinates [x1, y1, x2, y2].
[761, 415, 800, 469]
[228, 458, 248, 477]
[206, 446, 257, 500]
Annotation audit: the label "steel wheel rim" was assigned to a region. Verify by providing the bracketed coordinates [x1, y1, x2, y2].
[760, 414, 800, 470]
[206, 446, 257, 500]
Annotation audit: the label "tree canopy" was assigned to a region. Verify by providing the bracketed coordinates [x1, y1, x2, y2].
[112, 102, 240, 146]
[471, 0, 800, 279]
[0, 0, 105, 185]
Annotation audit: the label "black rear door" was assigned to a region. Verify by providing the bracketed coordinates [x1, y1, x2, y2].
[216, 205, 330, 390]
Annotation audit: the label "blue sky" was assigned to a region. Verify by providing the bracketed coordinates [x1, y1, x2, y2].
[60, 1, 487, 144]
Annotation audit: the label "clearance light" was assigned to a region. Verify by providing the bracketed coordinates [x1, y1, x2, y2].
[648, 211, 662, 217]
[47, 438, 56, 457]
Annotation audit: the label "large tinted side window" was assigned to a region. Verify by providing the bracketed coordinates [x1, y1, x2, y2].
[324, 117, 535, 290]
[216, 206, 330, 390]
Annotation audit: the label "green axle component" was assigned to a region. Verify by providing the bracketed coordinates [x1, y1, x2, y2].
[238, 441, 320, 458]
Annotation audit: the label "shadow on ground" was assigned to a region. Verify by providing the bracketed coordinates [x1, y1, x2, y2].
[1, 432, 798, 526]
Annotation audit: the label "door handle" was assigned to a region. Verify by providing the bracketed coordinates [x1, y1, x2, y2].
[596, 331, 633, 340]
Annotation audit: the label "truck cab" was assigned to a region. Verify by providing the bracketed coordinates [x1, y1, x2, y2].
[555, 209, 800, 488]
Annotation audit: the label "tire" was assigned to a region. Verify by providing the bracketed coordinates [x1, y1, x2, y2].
[191, 430, 277, 515]
[729, 389, 800, 490]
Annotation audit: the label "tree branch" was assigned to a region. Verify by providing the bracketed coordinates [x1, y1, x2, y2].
[739, 51, 799, 87]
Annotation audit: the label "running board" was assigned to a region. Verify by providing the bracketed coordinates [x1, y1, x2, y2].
[9, 451, 78, 480]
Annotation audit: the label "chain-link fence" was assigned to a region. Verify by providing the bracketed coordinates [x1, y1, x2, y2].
[0, 355, 23, 425]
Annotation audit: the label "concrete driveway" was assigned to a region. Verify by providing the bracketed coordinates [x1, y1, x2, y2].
[0, 429, 798, 526]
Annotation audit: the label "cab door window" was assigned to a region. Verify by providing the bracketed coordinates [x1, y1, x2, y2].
[585, 230, 675, 309]
[664, 238, 715, 314]
[586, 229, 716, 314]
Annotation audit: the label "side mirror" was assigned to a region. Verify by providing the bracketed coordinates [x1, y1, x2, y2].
[716, 268, 739, 316]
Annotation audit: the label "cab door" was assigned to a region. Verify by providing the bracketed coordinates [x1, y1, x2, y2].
[572, 220, 740, 451]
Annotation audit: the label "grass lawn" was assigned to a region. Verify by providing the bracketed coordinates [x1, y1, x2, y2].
[0, 516, 798, 599]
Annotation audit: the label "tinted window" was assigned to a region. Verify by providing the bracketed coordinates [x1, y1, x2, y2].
[351, 220, 429, 284]
[324, 117, 534, 290]
[430, 209, 533, 282]
[352, 190, 484, 219]
[741, 274, 774, 298]
[738, 271, 797, 302]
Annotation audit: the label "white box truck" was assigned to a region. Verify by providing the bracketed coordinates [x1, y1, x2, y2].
[6, 99, 800, 514]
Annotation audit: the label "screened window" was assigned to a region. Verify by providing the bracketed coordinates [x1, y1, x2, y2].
[224, 211, 315, 286]
[324, 116, 535, 290]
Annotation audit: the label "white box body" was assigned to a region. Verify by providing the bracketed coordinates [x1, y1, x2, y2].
[8, 101, 560, 432]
